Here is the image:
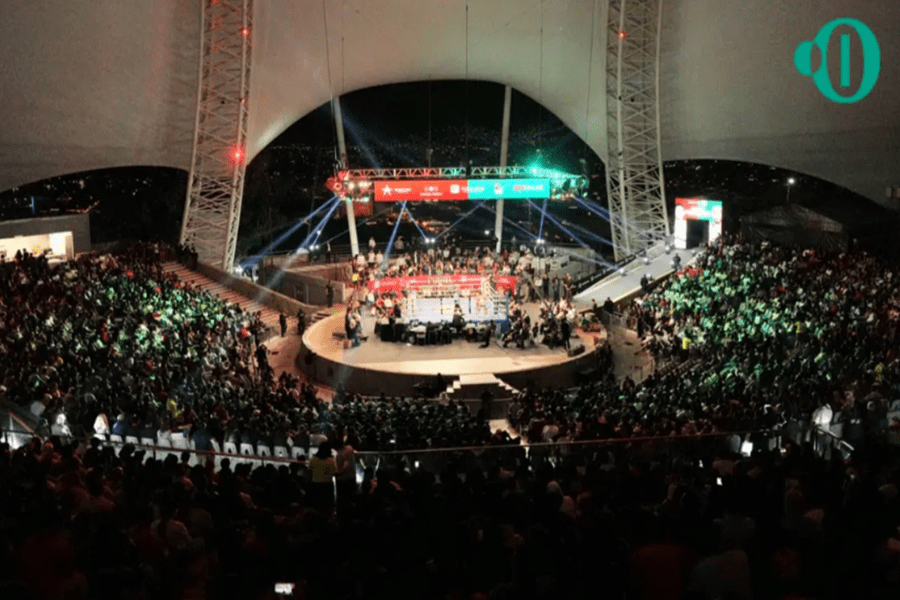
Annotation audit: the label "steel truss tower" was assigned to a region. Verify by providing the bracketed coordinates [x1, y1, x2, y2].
[180, 0, 253, 271]
[605, 0, 669, 261]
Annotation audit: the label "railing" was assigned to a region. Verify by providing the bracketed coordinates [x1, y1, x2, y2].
[7, 420, 888, 476]
[572, 237, 670, 295]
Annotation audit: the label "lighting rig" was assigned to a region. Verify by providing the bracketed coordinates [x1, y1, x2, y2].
[325, 165, 587, 204]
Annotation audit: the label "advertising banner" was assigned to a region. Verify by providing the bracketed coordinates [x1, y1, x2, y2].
[367, 274, 517, 294]
[373, 179, 551, 202]
[465, 179, 550, 200]
[373, 180, 467, 202]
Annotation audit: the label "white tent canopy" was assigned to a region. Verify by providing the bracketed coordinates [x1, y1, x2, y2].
[1, 0, 898, 203]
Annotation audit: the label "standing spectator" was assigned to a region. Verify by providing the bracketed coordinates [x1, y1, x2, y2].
[325, 241, 332, 263]
[279, 313, 288, 337]
[368, 236, 376, 252]
[297, 307, 306, 336]
[112, 414, 127, 437]
[480, 389, 494, 418]
[335, 441, 357, 505]
[308, 442, 337, 512]
[325, 281, 334, 308]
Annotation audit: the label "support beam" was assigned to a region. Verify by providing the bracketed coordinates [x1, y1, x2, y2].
[333, 97, 359, 258]
[605, 0, 669, 262]
[495, 85, 512, 252]
[180, 0, 253, 271]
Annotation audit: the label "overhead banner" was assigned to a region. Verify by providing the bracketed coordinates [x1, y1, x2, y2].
[465, 179, 550, 200]
[373, 180, 466, 202]
[373, 179, 551, 202]
[367, 274, 517, 294]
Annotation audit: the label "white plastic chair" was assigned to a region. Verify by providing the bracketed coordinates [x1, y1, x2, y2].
[125, 436, 140, 446]
[256, 444, 272, 457]
[171, 433, 189, 450]
[274, 446, 289, 458]
[291, 446, 307, 460]
[109, 434, 123, 445]
[223, 441, 238, 455]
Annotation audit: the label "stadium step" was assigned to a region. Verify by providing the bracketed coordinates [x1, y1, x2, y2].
[161, 261, 283, 332]
[444, 373, 516, 402]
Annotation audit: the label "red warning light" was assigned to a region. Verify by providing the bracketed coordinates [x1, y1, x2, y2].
[232, 147, 245, 163]
[241, 27, 250, 36]
[618, 31, 627, 39]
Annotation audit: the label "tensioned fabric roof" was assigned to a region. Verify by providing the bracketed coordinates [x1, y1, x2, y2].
[1, 0, 898, 203]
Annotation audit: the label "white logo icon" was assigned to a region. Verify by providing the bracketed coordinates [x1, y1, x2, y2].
[451, 184, 460, 194]
[382, 185, 392, 195]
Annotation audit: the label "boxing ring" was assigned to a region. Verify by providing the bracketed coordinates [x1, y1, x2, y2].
[369, 274, 516, 325]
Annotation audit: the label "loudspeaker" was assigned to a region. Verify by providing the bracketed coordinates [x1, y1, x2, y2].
[568, 344, 585, 357]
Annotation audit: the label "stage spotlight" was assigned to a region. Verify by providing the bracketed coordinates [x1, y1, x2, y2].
[484, 229, 490, 235]
[348, 182, 356, 190]
[643, 256, 650, 265]
[620, 268, 627, 276]
[316, 230, 322, 235]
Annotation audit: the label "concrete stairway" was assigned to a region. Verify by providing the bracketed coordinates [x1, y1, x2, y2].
[444, 373, 519, 401]
[161, 262, 285, 332]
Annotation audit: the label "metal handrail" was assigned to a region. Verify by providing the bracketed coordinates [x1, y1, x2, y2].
[3, 426, 786, 460]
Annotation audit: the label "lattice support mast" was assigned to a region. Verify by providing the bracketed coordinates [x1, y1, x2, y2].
[605, 0, 669, 262]
[180, 0, 253, 271]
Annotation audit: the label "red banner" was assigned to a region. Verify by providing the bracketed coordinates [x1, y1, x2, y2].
[373, 180, 468, 202]
[367, 274, 517, 294]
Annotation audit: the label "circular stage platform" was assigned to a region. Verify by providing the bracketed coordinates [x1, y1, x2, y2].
[300, 305, 607, 400]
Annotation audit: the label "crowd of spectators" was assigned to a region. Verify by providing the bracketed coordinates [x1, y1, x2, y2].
[0, 244, 528, 456]
[514, 237, 900, 449]
[1, 236, 900, 598]
[2, 423, 898, 599]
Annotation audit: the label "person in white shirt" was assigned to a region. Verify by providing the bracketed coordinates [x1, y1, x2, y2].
[368, 237, 376, 251]
[93, 413, 110, 439]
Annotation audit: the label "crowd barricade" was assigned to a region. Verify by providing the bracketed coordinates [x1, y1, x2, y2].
[8, 417, 894, 475]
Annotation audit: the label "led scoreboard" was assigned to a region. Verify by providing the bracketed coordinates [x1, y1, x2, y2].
[373, 178, 551, 202]
[673, 198, 723, 249]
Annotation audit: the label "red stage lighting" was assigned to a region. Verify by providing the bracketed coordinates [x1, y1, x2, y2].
[619, 31, 627, 39]
[232, 147, 245, 163]
[241, 27, 250, 36]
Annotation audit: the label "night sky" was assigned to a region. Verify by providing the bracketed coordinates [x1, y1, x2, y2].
[0, 80, 878, 260]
